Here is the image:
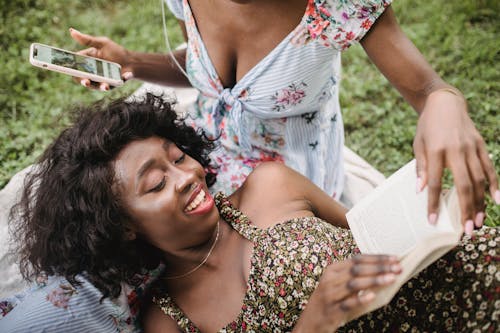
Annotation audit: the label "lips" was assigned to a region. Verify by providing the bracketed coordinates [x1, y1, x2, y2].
[185, 189, 206, 212]
[184, 184, 214, 215]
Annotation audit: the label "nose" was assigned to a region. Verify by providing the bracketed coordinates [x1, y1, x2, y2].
[173, 166, 198, 193]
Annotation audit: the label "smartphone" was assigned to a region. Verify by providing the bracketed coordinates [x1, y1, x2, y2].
[29, 43, 124, 86]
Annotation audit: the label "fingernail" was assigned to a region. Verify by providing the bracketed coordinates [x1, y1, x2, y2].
[362, 291, 375, 301]
[380, 273, 395, 284]
[428, 213, 438, 225]
[416, 177, 422, 193]
[465, 220, 474, 236]
[495, 190, 500, 205]
[99, 83, 109, 91]
[80, 80, 89, 87]
[122, 72, 134, 81]
[391, 264, 402, 273]
[474, 212, 484, 228]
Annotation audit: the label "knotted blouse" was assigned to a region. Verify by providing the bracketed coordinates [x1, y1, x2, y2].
[165, 0, 392, 198]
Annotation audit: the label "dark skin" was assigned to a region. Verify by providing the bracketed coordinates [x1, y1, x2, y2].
[70, 0, 498, 236]
[187, 0, 307, 87]
[113, 137, 400, 332]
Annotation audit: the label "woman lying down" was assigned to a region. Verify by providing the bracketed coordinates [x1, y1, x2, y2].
[0, 94, 497, 332]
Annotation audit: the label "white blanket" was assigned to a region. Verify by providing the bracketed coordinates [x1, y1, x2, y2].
[0, 85, 385, 298]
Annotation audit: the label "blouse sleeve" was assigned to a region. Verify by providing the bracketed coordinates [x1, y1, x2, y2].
[301, 0, 393, 51]
[163, 0, 184, 21]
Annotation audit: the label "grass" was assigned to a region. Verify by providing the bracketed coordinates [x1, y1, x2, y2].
[1, 0, 498, 225]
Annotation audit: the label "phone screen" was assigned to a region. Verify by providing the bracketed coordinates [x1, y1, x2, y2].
[33, 44, 122, 81]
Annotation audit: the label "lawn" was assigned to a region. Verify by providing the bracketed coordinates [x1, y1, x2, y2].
[1, 0, 498, 224]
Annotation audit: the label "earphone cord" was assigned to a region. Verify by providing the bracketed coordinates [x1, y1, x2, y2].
[160, 0, 189, 79]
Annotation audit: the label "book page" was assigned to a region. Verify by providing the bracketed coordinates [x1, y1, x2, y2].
[345, 160, 463, 321]
[346, 160, 455, 256]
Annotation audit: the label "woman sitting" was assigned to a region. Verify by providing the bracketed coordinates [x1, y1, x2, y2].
[0, 94, 497, 332]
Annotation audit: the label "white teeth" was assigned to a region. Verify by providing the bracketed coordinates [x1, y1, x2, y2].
[186, 190, 206, 212]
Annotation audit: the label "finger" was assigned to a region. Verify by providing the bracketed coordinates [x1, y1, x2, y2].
[321, 271, 390, 306]
[69, 28, 105, 48]
[351, 254, 399, 265]
[80, 78, 90, 88]
[122, 71, 134, 81]
[466, 149, 486, 228]
[346, 273, 397, 292]
[321, 255, 398, 288]
[426, 151, 444, 225]
[413, 137, 427, 192]
[75, 47, 99, 58]
[98, 82, 110, 91]
[339, 290, 376, 312]
[322, 273, 389, 306]
[75, 78, 104, 91]
[477, 143, 500, 205]
[321, 255, 401, 295]
[448, 155, 475, 233]
[327, 254, 398, 273]
[350, 261, 402, 277]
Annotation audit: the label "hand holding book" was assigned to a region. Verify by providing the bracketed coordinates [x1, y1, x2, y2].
[345, 159, 463, 320]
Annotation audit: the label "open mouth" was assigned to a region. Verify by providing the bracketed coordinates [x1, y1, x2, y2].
[185, 189, 206, 212]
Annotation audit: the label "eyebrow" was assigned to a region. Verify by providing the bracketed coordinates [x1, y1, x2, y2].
[162, 140, 172, 151]
[134, 140, 172, 189]
[136, 158, 157, 185]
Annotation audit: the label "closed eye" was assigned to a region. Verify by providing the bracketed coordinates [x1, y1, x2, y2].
[148, 177, 166, 193]
[175, 153, 186, 164]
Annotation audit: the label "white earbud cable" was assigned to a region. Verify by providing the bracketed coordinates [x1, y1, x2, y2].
[161, 0, 189, 79]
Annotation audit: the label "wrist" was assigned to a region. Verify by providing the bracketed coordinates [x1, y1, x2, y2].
[428, 86, 464, 99]
[419, 86, 467, 117]
[123, 49, 141, 75]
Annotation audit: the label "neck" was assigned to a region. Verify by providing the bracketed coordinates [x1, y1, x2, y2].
[163, 220, 223, 279]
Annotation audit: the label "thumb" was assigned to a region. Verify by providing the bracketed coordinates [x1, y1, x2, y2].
[69, 28, 103, 48]
[413, 138, 427, 193]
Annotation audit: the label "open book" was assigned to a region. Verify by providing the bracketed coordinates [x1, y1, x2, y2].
[345, 159, 462, 320]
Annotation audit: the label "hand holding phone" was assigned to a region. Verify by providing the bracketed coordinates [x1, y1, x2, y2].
[30, 42, 124, 88]
[69, 28, 135, 90]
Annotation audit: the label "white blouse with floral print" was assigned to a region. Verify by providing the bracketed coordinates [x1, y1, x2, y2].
[166, 0, 392, 198]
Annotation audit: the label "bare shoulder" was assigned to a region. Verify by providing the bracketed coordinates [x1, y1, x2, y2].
[240, 162, 300, 199]
[142, 298, 180, 333]
[246, 162, 295, 187]
[229, 162, 349, 230]
[231, 162, 313, 228]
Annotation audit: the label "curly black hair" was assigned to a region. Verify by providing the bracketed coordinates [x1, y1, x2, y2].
[11, 93, 216, 300]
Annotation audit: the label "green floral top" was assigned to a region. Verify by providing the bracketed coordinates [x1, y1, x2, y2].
[152, 192, 359, 332]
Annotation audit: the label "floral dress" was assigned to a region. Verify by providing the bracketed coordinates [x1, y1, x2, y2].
[165, 0, 393, 198]
[151, 193, 500, 332]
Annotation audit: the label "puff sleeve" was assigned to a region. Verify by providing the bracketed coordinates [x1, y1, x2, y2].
[295, 0, 393, 50]
[164, 0, 184, 21]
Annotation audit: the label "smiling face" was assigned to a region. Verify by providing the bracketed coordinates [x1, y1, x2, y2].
[113, 136, 219, 254]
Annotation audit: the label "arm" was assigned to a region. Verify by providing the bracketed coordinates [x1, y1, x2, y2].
[126, 19, 190, 86]
[239, 162, 348, 229]
[69, 22, 191, 88]
[291, 166, 350, 228]
[360, 7, 499, 231]
[123, 49, 189, 86]
[239, 163, 402, 331]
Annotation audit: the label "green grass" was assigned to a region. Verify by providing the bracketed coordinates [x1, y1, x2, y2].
[1, 0, 498, 224]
